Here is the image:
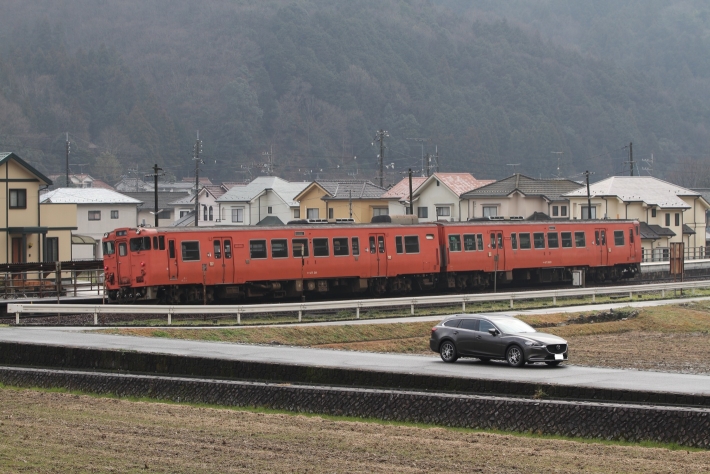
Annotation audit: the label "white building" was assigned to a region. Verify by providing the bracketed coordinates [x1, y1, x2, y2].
[40, 188, 141, 259]
[216, 177, 309, 226]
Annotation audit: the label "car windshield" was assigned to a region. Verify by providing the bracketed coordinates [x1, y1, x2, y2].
[493, 318, 536, 334]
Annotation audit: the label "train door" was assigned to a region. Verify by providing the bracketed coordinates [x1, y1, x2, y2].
[489, 230, 505, 270]
[167, 239, 178, 280]
[595, 228, 608, 265]
[212, 237, 234, 284]
[368, 233, 387, 277]
[115, 238, 131, 286]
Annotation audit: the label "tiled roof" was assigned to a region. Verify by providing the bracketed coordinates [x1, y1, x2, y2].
[217, 176, 309, 206]
[565, 176, 699, 208]
[314, 180, 387, 200]
[203, 185, 228, 199]
[639, 222, 660, 240]
[463, 174, 583, 201]
[381, 177, 427, 199]
[683, 224, 696, 235]
[40, 188, 142, 204]
[431, 173, 494, 196]
[121, 192, 182, 211]
[647, 224, 676, 237]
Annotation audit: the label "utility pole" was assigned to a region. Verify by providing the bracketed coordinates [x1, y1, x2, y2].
[408, 168, 413, 216]
[434, 146, 439, 173]
[146, 164, 164, 227]
[406, 137, 429, 176]
[424, 153, 433, 177]
[262, 145, 274, 176]
[584, 170, 593, 219]
[629, 142, 634, 176]
[374, 130, 389, 187]
[349, 190, 352, 219]
[193, 132, 202, 227]
[65, 133, 70, 187]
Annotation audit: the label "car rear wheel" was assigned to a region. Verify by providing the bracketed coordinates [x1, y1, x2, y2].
[545, 361, 561, 367]
[506, 345, 525, 367]
[439, 341, 458, 363]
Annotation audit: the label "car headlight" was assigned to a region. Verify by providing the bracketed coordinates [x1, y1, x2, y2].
[524, 341, 545, 347]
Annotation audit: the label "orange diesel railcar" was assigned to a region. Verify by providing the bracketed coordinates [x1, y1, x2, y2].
[102, 220, 640, 303]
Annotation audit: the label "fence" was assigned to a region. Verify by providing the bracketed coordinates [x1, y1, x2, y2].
[8, 279, 710, 326]
[1, 267, 104, 301]
[642, 246, 709, 263]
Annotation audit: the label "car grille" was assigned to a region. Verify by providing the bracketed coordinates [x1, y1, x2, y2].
[547, 344, 567, 354]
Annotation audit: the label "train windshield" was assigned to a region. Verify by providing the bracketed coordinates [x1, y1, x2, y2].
[102, 241, 115, 255]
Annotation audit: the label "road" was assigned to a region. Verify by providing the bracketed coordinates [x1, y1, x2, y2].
[1, 326, 709, 396]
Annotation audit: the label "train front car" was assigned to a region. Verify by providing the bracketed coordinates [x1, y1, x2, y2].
[439, 219, 641, 291]
[102, 227, 164, 303]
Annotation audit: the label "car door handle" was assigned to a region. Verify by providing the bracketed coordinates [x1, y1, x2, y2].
[453, 331, 458, 334]
[476, 335, 482, 339]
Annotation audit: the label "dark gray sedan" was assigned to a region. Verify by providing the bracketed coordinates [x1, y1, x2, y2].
[429, 314, 568, 367]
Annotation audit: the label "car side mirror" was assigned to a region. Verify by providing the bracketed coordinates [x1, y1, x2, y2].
[488, 328, 497, 336]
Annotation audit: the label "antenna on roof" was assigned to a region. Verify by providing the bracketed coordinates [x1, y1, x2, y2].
[506, 163, 521, 174]
[552, 151, 563, 178]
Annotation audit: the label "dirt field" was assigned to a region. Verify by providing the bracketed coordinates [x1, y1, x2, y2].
[0, 388, 707, 473]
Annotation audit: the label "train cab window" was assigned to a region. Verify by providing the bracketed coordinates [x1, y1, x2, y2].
[249, 240, 267, 259]
[118, 242, 127, 256]
[519, 233, 531, 249]
[477, 234, 484, 251]
[333, 237, 349, 256]
[378, 236, 385, 253]
[272, 239, 288, 258]
[292, 238, 309, 257]
[575, 231, 586, 247]
[547, 232, 559, 249]
[103, 241, 115, 255]
[511, 233, 517, 250]
[369, 236, 376, 253]
[449, 235, 461, 252]
[168, 240, 176, 259]
[561, 232, 573, 248]
[130, 237, 151, 252]
[224, 240, 232, 259]
[396, 236, 403, 254]
[158, 236, 165, 250]
[533, 233, 545, 249]
[214, 240, 221, 259]
[352, 237, 360, 256]
[404, 236, 419, 253]
[463, 234, 476, 251]
[313, 238, 329, 257]
[181, 241, 200, 261]
[489, 233, 496, 249]
[614, 230, 625, 246]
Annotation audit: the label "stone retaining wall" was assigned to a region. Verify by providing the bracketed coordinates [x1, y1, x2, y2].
[1, 366, 708, 448]
[0, 342, 708, 407]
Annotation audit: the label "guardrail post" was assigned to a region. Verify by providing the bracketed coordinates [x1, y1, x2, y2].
[411, 303, 415, 315]
[298, 310, 302, 322]
[94, 311, 98, 325]
[356, 307, 360, 319]
[629, 291, 633, 300]
[462, 301, 466, 312]
[510, 298, 514, 309]
[592, 293, 596, 303]
[237, 312, 241, 324]
[15, 311, 19, 325]
[167, 312, 172, 325]
[661, 289, 665, 298]
[553, 296, 556, 305]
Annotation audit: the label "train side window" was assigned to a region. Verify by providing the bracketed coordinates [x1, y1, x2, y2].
[477, 234, 484, 251]
[333, 237, 349, 256]
[352, 237, 360, 256]
[519, 233, 531, 249]
[547, 232, 559, 249]
[292, 238, 309, 257]
[396, 236, 403, 254]
[533, 233, 545, 249]
[561, 232, 573, 248]
[463, 234, 476, 251]
[629, 229, 634, 244]
[118, 242, 127, 257]
[272, 239, 288, 258]
[511, 233, 517, 250]
[497, 233, 503, 249]
[614, 230, 624, 246]
[158, 236, 165, 250]
[249, 240, 267, 259]
[168, 240, 175, 259]
[181, 241, 200, 261]
[404, 236, 419, 253]
[595, 231, 600, 245]
[369, 236, 376, 253]
[378, 236, 385, 253]
[489, 233, 496, 249]
[313, 238, 329, 257]
[153, 236, 158, 249]
[575, 232, 586, 247]
[449, 234, 461, 252]
[224, 240, 232, 259]
[130, 237, 151, 252]
[601, 230, 606, 245]
[214, 240, 221, 259]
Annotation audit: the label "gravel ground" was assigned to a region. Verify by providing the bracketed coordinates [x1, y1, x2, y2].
[1, 388, 708, 473]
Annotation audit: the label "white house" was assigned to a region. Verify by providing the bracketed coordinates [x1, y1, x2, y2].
[216, 176, 309, 226]
[40, 188, 141, 259]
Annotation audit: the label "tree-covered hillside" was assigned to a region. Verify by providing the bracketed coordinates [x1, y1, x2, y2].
[0, 1, 707, 186]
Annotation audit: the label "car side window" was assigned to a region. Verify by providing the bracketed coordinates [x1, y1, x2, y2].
[443, 319, 460, 328]
[479, 320, 495, 333]
[459, 319, 478, 331]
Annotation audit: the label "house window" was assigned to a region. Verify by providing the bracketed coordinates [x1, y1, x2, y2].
[9, 189, 26, 209]
[157, 210, 170, 219]
[582, 206, 596, 219]
[111, 210, 119, 219]
[651, 208, 657, 218]
[209, 206, 213, 221]
[561, 205, 567, 217]
[405, 206, 412, 215]
[180, 210, 190, 218]
[203, 205, 207, 222]
[665, 213, 671, 226]
[232, 208, 244, 223]
[436, 206, 451, 217]
[417, 207, 428, 218]
[88, 210, 101, 221]
[328, 208, 334, 219]
[267, 206, 273, 214]
[293, 209, 300, 219]
[482, 206, 497, 217]
[307, 208, 319, 219]
[45, 237, 59, 262]
[552, 206, 559, 217]
[675, 213, 680, 226]
[372, 208, 389, 217]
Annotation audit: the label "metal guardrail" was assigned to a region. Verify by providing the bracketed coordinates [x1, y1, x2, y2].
[8, 280, 709, 326]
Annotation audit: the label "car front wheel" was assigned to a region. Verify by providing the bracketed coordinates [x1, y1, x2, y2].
[439, 341, 458, 363]
[506, 345, 525, 367]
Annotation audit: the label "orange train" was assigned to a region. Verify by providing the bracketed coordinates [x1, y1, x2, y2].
[102, 219, 641, 303]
